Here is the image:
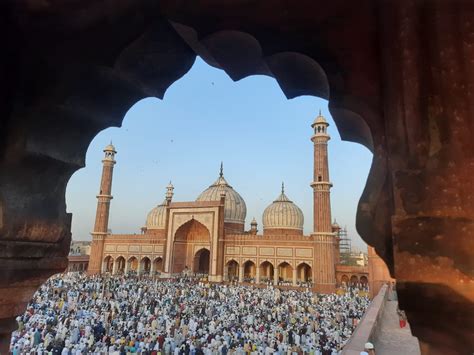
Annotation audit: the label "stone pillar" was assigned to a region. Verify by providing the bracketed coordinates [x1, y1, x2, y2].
[150, 260, 155, 277]
[101, 257, 107, 273]
[88, 144, 117, 274]
[274, 268, 279, 286]
[256, 266, 260, 284]
[223, 265, 228, 281]
[239, 265, 244, 282]
[124, 260, 129, 274]
[310, 113, 336, 293]
[112, 260, 118, 275]
[312, 234, 336, 293]
[292, 268, 297, 286]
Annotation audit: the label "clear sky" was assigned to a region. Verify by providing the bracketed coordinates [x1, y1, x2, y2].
[66, 58, 373, 251]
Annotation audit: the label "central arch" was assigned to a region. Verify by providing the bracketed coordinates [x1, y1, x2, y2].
[172, 219, 211, 274]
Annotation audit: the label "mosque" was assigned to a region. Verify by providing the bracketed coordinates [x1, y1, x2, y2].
[88, 112, 376, 293]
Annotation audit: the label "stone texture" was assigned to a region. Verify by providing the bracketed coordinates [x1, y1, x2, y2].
[1, 0, 473, 353]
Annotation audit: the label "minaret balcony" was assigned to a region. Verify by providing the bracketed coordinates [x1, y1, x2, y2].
[310, 181, 333, 189]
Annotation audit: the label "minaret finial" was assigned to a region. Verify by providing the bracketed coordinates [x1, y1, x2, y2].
[281, 181, 285, 194]
[220, 161, 224, 177]
[319, 109, 322, 116]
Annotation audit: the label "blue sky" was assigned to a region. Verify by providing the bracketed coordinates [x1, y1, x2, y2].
[66, 58, 373, 251]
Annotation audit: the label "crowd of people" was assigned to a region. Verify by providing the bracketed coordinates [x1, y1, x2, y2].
[10, 273, 370, 355]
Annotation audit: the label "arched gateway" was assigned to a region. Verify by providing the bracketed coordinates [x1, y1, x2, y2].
[171, 219, 211, 274]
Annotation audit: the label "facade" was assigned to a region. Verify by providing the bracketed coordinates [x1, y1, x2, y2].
[88, 113, 371, 293]
[67, 241, 91, 272]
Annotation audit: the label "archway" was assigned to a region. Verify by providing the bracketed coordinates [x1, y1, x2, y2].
[103, 256, 114, 273]
[278, 262, 293, 283]
[172, 219, 210, 274]
[259, 261, 274, 283]
[127, 256, 138, 273]
[2, 3, 471, 352]
[350, 275, 359, 286]
[341, 274, 349, 285]
[153, 257, 163, 274]
[360, 275, 368, 286]
[296, 263, 312, 283]
[193, 248, 210, 274]
[115, 256, 126, 274]
[243, 260, 256, 281]
[226, 260, 239, 281]
[141, 257, 151, 274]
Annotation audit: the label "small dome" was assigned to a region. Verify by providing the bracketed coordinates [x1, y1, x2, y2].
[312, 110, 329, 126]
[263, 184, 304, 231]
[146, 200, 167, 229]
[196, 164, 247, 224]
[104, 142, 116, 152]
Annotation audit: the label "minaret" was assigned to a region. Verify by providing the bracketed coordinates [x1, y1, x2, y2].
[88, 143, 117, 274]
[310, 111, 336, 293]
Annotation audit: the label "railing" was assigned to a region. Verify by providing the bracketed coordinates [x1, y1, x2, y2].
[341, 284, 389, 355]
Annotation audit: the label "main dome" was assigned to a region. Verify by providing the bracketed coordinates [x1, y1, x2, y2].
[262, 184, 304, 231]
[146, 200, 167, 229]
[196, 166, 247, 225]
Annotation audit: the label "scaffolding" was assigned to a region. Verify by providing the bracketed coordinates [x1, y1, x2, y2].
[338, 226, 351, 255]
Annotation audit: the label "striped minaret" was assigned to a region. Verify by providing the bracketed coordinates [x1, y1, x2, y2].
[310, 111, 336, 293]
[88, 143, 116, 274]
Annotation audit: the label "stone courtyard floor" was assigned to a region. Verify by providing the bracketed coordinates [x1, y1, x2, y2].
[374, 299, 421, 354]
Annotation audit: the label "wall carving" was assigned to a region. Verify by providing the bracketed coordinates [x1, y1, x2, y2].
[225, 246, 239, 254]
[259, 247, 275, 256]
[142, 245, 153, 253]
[116, 245, 128, 252]
[277, 248, 293, 257]
[242, 246, 257, 255]
[129, 245, 140, 252]
[154, 245, 164, 253]
[296, 248, 313, 257]
[105, 245, 115, 252]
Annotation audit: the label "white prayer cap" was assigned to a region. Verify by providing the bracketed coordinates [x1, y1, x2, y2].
[364, 342, 374, 349]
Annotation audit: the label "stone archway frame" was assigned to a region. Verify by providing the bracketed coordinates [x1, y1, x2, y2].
[296, 261, 313, 281]
[2, 3, 472, 352]
[193, 247, 211, 273]
[115, 255, 126, 273]
[164, 207, 220, 276]
[127, 256, 139, 271]
[102, 255, 114, 273]
[242, 259, 257, 278]
[258, 259, 275, 280]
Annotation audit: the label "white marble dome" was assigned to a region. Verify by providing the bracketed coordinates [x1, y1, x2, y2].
[196, 167, 247, 225]
[146, 201, 167, 229]
[262, 185, 304, 230]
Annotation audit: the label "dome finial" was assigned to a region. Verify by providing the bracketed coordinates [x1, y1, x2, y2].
[219, 161, 224, 177]
[281, 181, 285, 194]
[319, 109, 321, 116]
